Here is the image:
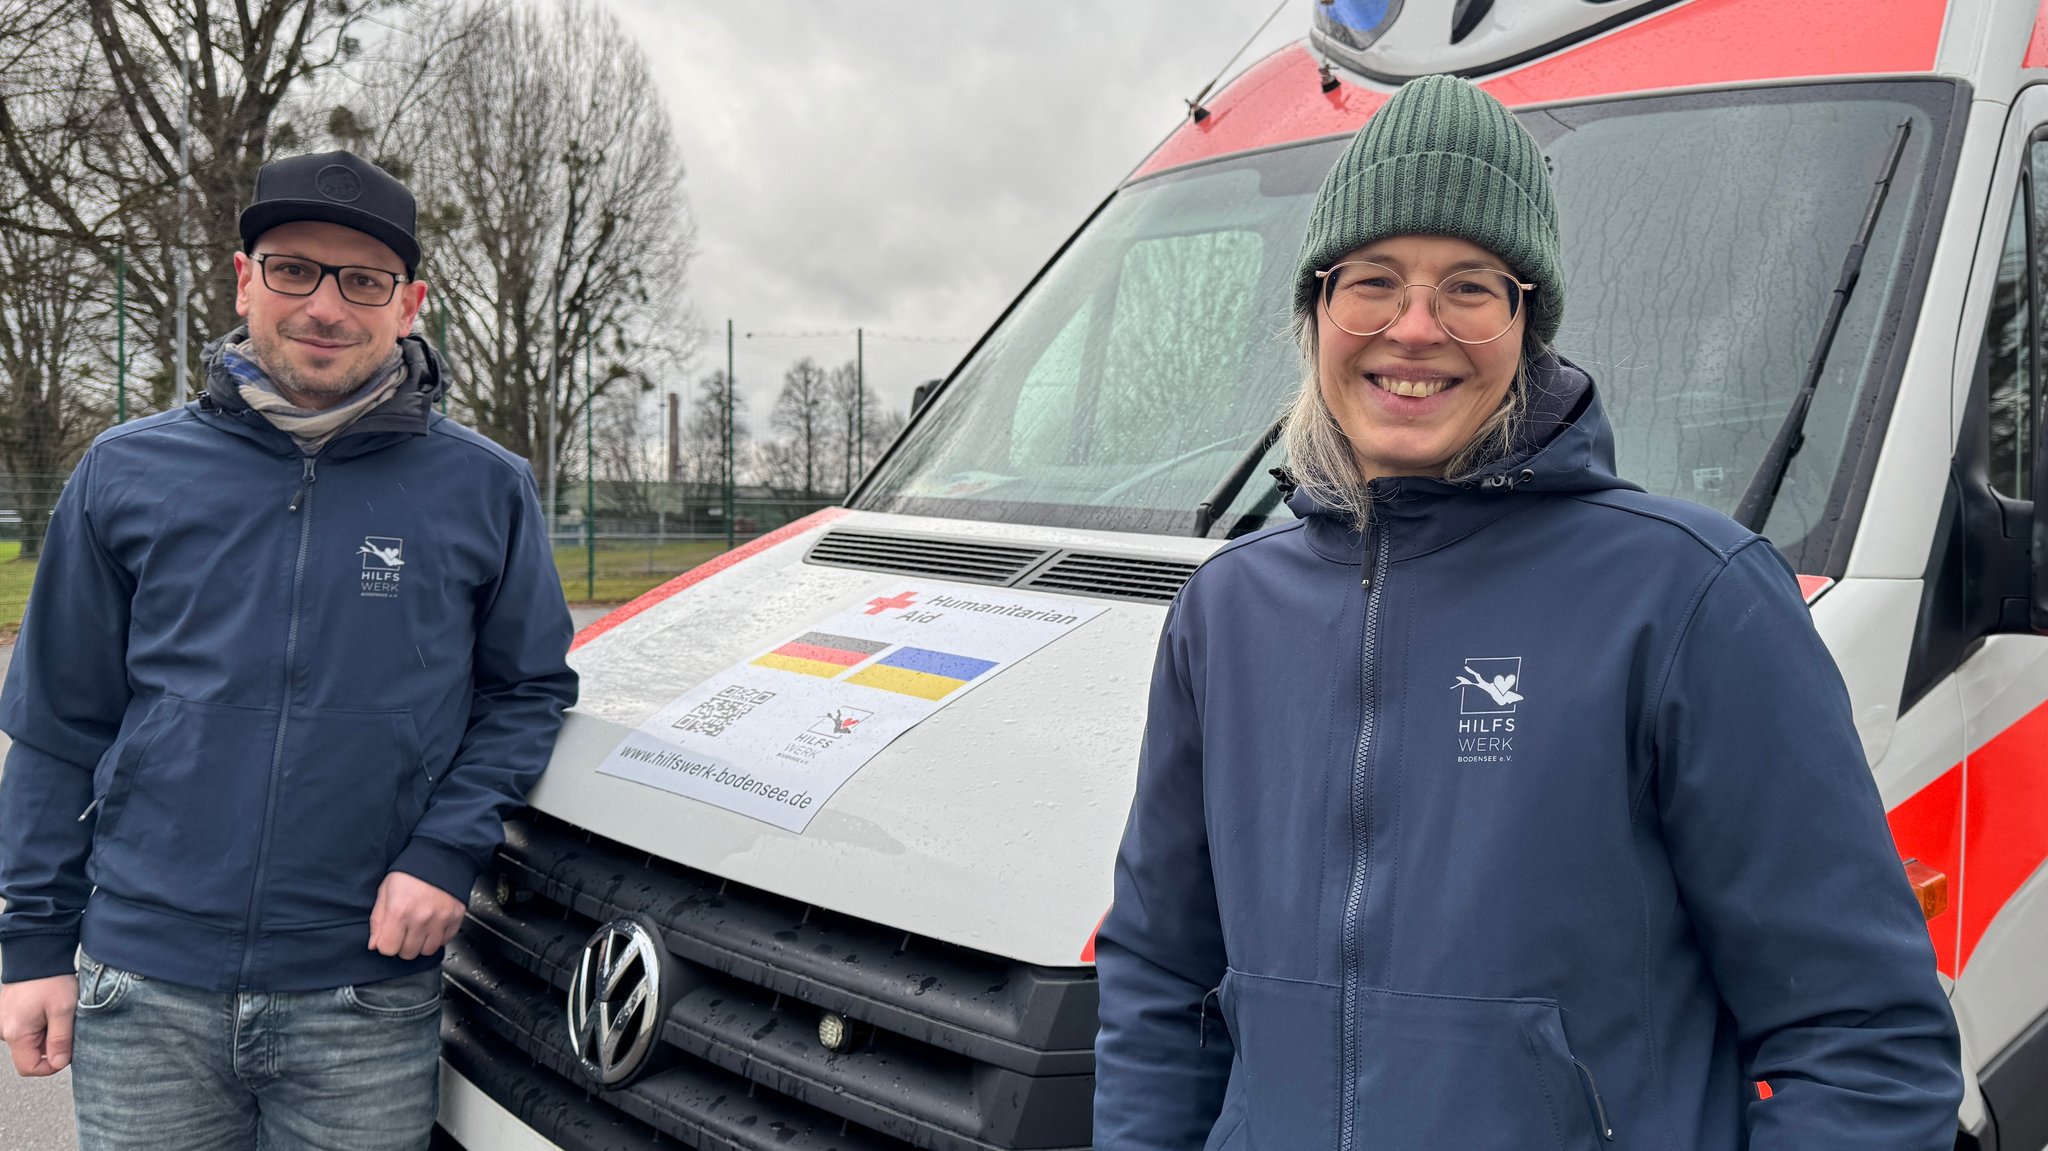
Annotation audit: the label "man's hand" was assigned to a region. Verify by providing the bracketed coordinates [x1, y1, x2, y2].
[1, 975, 77, 1077]
[367, 872, 466, 960]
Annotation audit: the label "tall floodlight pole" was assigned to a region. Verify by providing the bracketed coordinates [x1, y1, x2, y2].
[733, 315, 741, 544]
[116, 250, 127, 422]
[173, 32, 195, 403]
[544, 279, 561, 543]
[856, 327, 865, 479]
[545, 145, 580, 547]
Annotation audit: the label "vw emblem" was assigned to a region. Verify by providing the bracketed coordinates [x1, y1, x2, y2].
[566, 918, 666, 1086]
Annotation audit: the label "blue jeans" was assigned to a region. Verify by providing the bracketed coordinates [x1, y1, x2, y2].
[69, 951, 443, 1151]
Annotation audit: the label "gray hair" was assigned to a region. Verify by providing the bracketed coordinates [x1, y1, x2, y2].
[1279, 310, 1535, 530]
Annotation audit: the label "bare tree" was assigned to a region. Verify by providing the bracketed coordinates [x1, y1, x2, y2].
[771, 357, 829, 497]
[823, 360, 878, 495]
[0, 0, 413, 409]
[863, 406, 908, 470]
[678, 369, 746, 487]
[0, 210, 113, 557]
[750, 439, 807, 494]
[366, 0, 696, 518]
[589, 384, 658, 524]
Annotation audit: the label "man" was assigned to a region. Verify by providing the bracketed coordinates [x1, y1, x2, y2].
[0, 150, 577, 1150]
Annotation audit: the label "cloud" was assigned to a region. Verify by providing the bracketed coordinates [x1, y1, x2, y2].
[604, 0, 1302, 414]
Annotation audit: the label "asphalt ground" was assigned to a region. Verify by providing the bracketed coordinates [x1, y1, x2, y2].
[0, 605, 610, 1147]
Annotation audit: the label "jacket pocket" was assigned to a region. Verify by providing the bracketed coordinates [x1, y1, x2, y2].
[87, 697, 175, 841]
[89, 697, 279, 920]
[1217, 969, 1342, 1151]
[263, 707, 426, 925]
[1352, 987, 1608, 1151]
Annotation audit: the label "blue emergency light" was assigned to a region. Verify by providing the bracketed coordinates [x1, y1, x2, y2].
[1314, 0, 1399, 51]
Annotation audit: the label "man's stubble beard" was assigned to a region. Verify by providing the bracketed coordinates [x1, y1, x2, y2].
[250, 320, 389, 406]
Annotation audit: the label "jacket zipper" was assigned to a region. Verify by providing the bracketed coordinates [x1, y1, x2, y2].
[239, 453, 317, 988]
[1337, 521, 1389, 1151]
[1573, 1057, 1616, 1141]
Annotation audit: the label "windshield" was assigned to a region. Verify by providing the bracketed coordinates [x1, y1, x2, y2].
[859, 81, 1955, 564]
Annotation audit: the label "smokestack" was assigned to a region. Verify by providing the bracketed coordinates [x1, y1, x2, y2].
[667, 391, 681, 482]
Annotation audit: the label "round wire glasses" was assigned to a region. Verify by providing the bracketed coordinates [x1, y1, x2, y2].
[1315, 260, 1534, 345]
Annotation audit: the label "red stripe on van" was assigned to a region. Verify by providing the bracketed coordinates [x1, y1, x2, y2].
[1795, 575, 1834, 603]
[1481, 0, 1946, 106]
[1081, 910, 1108, 964]
[1133, 0, 1949, 180]
[569, 508, 849, 651]
[1887, 766, 1962, 976]
[1959, 699, 2048, 968]
[1133, 47, 1384, 180]
[2029, 1, 2048, 68]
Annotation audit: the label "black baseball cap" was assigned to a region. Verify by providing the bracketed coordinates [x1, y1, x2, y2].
[238, 150, 420, 275]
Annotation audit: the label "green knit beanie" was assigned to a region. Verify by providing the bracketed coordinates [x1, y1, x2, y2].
[1294, 74, 1562, 348]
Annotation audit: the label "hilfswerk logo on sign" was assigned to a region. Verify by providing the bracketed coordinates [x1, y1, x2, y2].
[1453, 657, 1524, 715]
[359, 536, 404, 598]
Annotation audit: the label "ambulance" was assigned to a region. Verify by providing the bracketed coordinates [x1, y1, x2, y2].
[436, 1, 2048, 1147]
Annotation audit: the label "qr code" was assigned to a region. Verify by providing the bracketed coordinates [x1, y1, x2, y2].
[671, 685, 776, 738]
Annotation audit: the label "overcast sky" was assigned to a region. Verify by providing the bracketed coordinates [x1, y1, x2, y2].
[603, 0, 1304, 413]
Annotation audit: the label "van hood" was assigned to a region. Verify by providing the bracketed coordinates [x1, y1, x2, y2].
[535, 512, 1213, 968]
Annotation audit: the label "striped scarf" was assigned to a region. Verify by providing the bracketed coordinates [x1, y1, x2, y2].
[224, 339, 406, 454]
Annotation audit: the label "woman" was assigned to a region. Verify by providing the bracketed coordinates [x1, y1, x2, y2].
[1093, 75, 1959, 1150]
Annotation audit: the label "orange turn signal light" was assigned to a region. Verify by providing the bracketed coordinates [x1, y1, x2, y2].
[1902, 859, 1948, 921]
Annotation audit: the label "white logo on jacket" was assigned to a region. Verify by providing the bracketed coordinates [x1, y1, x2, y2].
[1453, 657, 1521, 765]
[360, 536, 404, 598]
[1453, 657, 1523, 714]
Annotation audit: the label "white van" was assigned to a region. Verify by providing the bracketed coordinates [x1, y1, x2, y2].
[435, 1, 2048, 1147]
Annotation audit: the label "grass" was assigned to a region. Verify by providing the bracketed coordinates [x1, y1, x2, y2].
[0, 541, 34, 644]
[553, 538, 731, 605]
[0, 538, 732, 644]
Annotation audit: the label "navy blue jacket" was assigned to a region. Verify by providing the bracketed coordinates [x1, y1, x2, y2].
[0, 331, 577, 992]
[1095, 360, 1960, 1150]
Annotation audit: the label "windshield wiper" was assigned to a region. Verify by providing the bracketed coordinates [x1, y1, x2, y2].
[1733, 119, 1913, 532]
[1193, 416, 1286, 537]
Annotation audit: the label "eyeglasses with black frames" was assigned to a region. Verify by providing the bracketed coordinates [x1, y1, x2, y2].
[1315, 260, 1534, 345]
[253, 253, 409, 307]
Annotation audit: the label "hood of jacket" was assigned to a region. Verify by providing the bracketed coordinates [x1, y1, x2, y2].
[198, 326, 450, 458]
[1283, 353, 1642, 562]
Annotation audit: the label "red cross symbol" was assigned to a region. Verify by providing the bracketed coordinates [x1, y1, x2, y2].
[865, 591, 918, 615]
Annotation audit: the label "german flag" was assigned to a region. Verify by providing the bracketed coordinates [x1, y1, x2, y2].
[751, 632, 887, 678]
[845, 646, 998, 701]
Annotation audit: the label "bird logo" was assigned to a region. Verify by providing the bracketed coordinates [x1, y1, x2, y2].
[1451, 658, 1525, 714]
[358, 538, 405, 569]
[1453, 665, 1522, 707]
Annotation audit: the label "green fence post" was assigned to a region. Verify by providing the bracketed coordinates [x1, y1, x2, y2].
[585, 338, 595, 602]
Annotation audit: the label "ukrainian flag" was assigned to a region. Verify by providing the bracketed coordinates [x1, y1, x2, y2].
[752, 632, 887, 678]
[846, 646, 999, 701]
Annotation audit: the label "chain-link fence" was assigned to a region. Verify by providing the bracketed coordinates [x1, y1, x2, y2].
[550, 483, 838, 603]
[0, 477, 841, 638]
[0, 325, 971, 629]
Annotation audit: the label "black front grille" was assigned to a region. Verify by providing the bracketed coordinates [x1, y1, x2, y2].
[804, 528, 1197, 604]
[444, 812, 1095, 1151]
[805, 530, 1052, 585]
[1020, 553, 1197, 603]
